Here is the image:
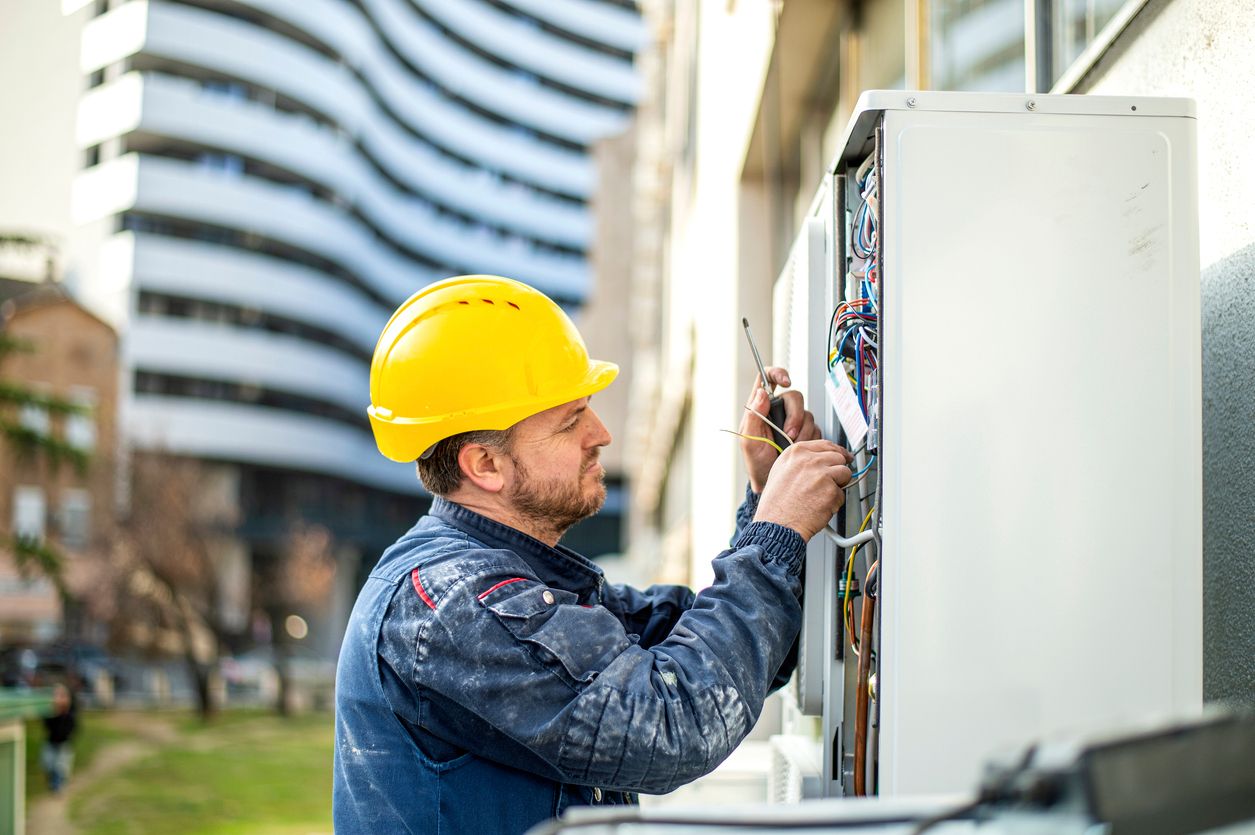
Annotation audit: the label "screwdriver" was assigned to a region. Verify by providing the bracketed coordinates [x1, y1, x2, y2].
[741, 318, 790, 450]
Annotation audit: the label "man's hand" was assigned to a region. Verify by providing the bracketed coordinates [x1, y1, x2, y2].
[754, 440, 854, 542]
[740, 367, 821, 493]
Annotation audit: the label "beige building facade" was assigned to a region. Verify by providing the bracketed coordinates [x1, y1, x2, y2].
[625, 0, 1255, 712]
[0, 280, 118, 642]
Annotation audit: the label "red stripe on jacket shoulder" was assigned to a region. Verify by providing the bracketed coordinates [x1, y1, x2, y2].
[411, 568, 437, 611]
[477, 577, 529, 600]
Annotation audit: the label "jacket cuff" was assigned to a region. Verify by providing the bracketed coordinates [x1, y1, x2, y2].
[734, 521, 805, 575]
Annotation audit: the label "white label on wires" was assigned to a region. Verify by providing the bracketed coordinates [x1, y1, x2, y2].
[826, 369, 869, 450]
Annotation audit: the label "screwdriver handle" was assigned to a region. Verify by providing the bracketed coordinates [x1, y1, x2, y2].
[766, 395, 790, 451]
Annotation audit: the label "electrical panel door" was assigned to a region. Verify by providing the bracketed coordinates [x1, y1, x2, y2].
[786, 91, 1203, 799]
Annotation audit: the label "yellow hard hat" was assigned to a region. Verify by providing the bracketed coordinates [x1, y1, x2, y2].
[367, 275, 618, 462]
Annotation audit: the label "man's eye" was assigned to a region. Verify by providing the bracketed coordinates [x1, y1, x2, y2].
[560, 421, 578, 433]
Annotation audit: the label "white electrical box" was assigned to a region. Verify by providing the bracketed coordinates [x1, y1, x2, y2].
[775, 91, 1202, 799]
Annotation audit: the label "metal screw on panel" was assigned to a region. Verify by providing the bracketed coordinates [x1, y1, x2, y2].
[906, 96, 917, 108]
[1026, 100, 1037, 111]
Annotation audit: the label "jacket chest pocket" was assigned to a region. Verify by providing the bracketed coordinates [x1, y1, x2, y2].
[482, 584, 629, 688]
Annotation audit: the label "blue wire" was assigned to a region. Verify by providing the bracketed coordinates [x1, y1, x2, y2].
[855, 335, 865, 417]
[851, 456, 877, 479]
[837, 326, 854, 361]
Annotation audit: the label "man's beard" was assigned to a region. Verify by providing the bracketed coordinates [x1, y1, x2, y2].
[507, 453, 606, 541]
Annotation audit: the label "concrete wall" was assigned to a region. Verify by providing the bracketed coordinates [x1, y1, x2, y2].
[0, 0, 85, 275]
[1075, 0, 1255, 704]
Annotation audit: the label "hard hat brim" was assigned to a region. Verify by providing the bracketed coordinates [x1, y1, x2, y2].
[369, 359, 619, 463]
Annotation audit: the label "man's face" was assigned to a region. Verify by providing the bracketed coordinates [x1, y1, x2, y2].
[503, 397, 612, 538]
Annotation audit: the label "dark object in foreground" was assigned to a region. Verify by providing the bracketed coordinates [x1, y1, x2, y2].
[528, 709, 1255, 834]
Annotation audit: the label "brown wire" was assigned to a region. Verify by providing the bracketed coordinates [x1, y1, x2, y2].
[853, 590, 877, 796]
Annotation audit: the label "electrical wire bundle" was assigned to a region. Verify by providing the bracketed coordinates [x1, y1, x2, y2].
[828, 156, 880, 435]
[836, 152, 883, 798]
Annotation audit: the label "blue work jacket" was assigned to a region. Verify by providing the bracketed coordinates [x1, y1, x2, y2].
[333, 490, 804, 835]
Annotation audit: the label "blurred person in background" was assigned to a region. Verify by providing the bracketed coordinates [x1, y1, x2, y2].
[42, 683, 77, 793]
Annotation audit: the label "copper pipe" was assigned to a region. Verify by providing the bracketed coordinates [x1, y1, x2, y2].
[853, 591, 876, 796]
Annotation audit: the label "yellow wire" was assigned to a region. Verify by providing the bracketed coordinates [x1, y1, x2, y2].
[719, 429, 783, 455]
[843, 506, 876, 654]
[744, 405, 792, 447]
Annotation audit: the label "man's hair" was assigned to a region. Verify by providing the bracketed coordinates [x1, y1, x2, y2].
[416, 428, 515, 495]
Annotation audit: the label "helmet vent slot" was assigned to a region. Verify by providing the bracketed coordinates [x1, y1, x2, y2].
[507, 302, 521, 310]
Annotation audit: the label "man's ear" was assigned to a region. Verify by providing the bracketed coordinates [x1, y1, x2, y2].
[458, 443, 507, 493]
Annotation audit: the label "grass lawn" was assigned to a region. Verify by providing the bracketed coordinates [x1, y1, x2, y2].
[67, 710, 333, 835]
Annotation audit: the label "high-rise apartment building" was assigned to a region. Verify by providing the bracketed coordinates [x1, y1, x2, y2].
[0, 0, 645, 647]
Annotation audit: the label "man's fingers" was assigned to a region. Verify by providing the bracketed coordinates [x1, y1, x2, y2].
[779, 390, 805, 438]
[742, 388, 773, 435]
[798, 411, 819, 442]
[764, 366, 791, 391]
[789, 438, 847, 454]
[783, 448, 850, 470]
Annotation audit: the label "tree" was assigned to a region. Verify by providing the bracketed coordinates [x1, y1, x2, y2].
[83, 452, 240, 720]
[257, 521, 337, 715]
[0, 331, 85, 592]
[0, 231, 89, 598]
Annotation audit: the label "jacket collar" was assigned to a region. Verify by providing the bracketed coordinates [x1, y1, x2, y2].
[430, 497, 605, 597]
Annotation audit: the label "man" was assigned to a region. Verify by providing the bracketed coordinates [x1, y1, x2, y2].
[41, 683, 77, 793]
[334, 275, 852, 834]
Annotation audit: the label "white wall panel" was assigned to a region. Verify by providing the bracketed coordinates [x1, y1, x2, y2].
[826, 91, 1203, 797]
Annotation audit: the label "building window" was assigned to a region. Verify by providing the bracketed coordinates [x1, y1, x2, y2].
[925, 0, 1146, 93]
[65, 387, 97, 452]
[197, 152, 245, 177]
[931, 0, 1026, 92]
[18, 384, 51, 435]
[59, 490, 92, 549]
[13, 486, 46, 542]
[201, 80, 247, 102]
[1047, 0, 1133, 87]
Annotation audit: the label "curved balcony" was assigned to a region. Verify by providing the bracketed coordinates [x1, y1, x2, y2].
[496, 0, 649, 55]
[73, 155, 590, 304]
[412, 0, 641, 104]
[129, 317, 368, 416]
[79, 72, 589, 248]
[81, 0, 594, 197]
[127, 232, 388, 354]
[128, 396, 422, 495]
[360, 0, 631, 130]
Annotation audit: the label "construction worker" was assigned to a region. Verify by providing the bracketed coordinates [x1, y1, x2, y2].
[333, 275, 852, 834]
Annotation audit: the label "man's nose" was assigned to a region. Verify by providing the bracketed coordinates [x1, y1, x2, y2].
[586, 407, 612, 447]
